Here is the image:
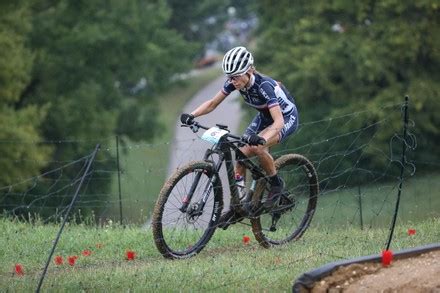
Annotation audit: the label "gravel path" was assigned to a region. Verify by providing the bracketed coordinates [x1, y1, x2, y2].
[166, 73, 243, 209]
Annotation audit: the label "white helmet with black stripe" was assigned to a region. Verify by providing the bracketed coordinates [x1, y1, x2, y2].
[222, 46, 254, 77]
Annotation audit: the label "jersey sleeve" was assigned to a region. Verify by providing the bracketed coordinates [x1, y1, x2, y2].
[222, 80, 236, 96]
[259, 81, 279, 109]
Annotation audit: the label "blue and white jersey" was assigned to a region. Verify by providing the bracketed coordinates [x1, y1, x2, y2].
[222, 72, 297, 120]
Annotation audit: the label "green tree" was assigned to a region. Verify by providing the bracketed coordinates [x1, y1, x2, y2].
[0, 1, 52, 188]
[1, 0, 197, 218]
[255, 0, 440, 185]
[27, 0, 195, 143]
[167, 0, 257, 57]
[167, 0, 230, 43]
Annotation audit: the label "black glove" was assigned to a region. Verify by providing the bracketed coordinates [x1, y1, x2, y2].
[180, 113, 194, 125]
[242, 134, 266, 146]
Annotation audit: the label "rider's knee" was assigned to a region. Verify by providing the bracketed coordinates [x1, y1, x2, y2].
[235, 160, 246, 170]
[248, 145, 266, 157]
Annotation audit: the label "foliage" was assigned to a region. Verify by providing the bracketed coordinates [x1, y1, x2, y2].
[166, 0, 256, 45]
[26, 0, 194, 143]
[167, 0, 230, 43]
[0, 0, 196, 218]
[255, 0, 440, 186]
[0, 1, 52, 188]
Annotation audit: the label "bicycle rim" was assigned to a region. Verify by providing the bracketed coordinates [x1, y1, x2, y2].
[251, 154, 318, 248]
[152, 161, 223, 259]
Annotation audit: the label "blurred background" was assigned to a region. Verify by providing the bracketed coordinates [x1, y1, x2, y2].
[0, 0, 439, 226]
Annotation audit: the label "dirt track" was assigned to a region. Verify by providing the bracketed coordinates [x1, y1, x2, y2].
[311, 249, 440, 292]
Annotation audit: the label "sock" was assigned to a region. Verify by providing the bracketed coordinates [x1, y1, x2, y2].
[235, 173, 244, 182]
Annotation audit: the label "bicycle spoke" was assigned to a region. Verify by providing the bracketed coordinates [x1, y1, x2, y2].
[152, 161, 222, 259]
[251, 154, 318, 247]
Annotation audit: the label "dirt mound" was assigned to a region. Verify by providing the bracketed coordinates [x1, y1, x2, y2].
[293, 244, 440, 292]
[312, 250, 440, 292]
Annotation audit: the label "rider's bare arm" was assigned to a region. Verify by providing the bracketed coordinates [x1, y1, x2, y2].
[191, 90, 227, 118]
[260, 105, 285, 146]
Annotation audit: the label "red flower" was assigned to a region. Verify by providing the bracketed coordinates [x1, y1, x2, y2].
[126, 250, 136, 261]
[407, 229, 416, 236]
[14, 264, 24, 276]
[82, 249, 92, 257]
[381, 250, 393, 266]
[68, 256, 78, 266]
[242, 235, 251, 245]
[54, 256, 63, 265]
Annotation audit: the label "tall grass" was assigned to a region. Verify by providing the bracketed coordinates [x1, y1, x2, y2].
[1, 216, 438, 291]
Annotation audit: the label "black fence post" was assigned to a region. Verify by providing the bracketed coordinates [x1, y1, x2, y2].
[116, 135, 123, 226]
[358, 185, 364, 230]
[386, 96, 410, 250]
[36, 144, 100, 293]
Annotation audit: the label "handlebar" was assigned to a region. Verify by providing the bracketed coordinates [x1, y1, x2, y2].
[181, 121, 266, 146]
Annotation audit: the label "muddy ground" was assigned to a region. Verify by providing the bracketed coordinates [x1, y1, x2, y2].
[310, 249, 440, 292]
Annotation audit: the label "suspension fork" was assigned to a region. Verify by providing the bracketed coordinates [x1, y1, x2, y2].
[179, 149, 224, 213]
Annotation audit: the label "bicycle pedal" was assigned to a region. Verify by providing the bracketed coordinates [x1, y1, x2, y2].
[217, 210, 233, 229]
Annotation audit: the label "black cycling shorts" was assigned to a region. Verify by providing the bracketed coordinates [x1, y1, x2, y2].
[244, 106, 299, 143]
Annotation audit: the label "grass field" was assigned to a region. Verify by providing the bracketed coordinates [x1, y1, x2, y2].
[312, 172, 440, 229]
[1, 215, 438, 291]
[2, 169, 439, 291]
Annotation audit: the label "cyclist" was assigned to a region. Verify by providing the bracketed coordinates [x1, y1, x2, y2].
[180, 46, 299, 209]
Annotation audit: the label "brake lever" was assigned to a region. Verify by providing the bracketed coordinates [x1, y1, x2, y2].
[189, 123, 200, 133]
[180, 122, 199, 133]
[239, 137, 266, 146]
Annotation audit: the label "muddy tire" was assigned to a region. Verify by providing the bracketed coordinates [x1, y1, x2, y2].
[251, 154, 318, 248]
[152, 161, 223, 259]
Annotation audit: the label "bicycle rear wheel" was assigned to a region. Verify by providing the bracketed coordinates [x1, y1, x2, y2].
[152, 161, 223, 259]
[251, 154, 318, 248]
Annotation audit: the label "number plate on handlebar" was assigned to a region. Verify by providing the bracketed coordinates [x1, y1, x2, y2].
[201, 127, 229, 145]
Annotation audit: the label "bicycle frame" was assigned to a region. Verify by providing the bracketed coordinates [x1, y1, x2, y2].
[179, 129, 268, 215]
[153, 122, 319, 258]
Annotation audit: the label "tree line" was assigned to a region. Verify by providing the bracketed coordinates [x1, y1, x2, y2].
[254, 0, 439, 186]
[0, 0, 241, 218]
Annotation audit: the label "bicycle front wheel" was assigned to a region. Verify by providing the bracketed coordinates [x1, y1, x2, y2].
[152, 161, 223, 259]
[251, 154, 318, 248]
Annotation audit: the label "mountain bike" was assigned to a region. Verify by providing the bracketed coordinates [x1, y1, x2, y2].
[152, 120, 318, 259]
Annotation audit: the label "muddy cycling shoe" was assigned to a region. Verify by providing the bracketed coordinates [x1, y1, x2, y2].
[217, 209, 243, 230]
[263, 181, 286, 210]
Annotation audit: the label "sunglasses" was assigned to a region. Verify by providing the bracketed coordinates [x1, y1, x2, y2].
[228, 73, 245, 81]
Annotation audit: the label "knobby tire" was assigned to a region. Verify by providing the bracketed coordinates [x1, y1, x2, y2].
[152, 161, 223, 259]
[251, 154, 318, 248]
